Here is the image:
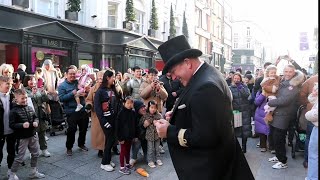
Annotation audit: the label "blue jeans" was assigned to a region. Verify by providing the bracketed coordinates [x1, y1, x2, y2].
[307, 126, 318, 180]
[304, 121, 314, 162]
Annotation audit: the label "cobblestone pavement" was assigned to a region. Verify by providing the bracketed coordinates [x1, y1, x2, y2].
[0, 128, 307, 180]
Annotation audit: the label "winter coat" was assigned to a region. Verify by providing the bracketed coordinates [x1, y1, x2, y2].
[254, 91, 269, 135]
[166, 62, 253, 180]
[116, 107, 137, 141]
[141, 112, 162, 142]
[305, 101, 318, 127]
[127, 77, 143, 100]
[24, 87, 50, 120]
[159, 75, 183, 111]
[139, 80, 168, 113]
[86, 83, 105, 150]
[299, 74, 318, 111]
[9, 104, 38, 139]
[229, 83, 252, 138]
[58, 79, 85, 114]
[260, 75, 281, 97]
[0, 93, 14, 137]
[94, 86, 122, 130]
[269, 70, 305, 130]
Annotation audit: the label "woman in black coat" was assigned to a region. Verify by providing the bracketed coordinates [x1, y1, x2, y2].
[229, 73, 252, 153]
[94, 70, 122, 172]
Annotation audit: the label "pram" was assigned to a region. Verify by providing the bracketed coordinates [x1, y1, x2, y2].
[47, 100, 67, 136]
[291, 105, 307, 158]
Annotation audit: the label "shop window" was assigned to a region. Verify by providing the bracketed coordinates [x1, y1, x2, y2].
[31, 47, 69, 73]
[101, 55, 122, 72]
[128, 56, 150, 69]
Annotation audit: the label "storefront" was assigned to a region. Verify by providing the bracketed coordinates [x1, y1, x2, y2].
[0, 6, 162, 74]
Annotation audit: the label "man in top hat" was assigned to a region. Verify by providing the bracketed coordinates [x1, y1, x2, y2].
[154, 35, 254, 180]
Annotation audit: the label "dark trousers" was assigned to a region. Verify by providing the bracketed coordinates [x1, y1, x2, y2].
[141, 138, 148, 160]
[287, 118, 295, 143]
[119, 140, 132, 167]
[271, 125, 288, 164]
[258, 133, 267, 148]
[66, 111, 89, 150]
[101, 128, 115, 165]
[268, 133, 274, 150]
[0, 133, 16, 169]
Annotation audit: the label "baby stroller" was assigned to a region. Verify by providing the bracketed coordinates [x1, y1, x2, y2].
[291, 105, 307, 158]
[47, 100, 67, 136]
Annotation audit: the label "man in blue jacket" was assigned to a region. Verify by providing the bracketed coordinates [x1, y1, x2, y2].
[58, 67, 89, 156]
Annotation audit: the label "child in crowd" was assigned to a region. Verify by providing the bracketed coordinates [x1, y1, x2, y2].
[141, 100, 163, 168]
[9, 89, 45, 179]
[260, 65, 281, 123]
[23, 75, 51, 157]
[0, 76, 16, 177]
[75, 65, 93, 111]
[116, 96, 137, 175]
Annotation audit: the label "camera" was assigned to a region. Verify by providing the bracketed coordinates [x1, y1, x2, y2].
[153, 80, 164, 86]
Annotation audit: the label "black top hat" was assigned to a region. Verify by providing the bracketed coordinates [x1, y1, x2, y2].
[158, 35, 202, 74]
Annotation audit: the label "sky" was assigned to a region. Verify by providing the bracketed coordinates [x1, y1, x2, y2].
[230, 0, 318, 66]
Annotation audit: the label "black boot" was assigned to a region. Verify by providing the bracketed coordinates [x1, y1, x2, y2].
[112, 146, 120, 155]
[98, 150, 103, 158]
[242, 138, 247, 153]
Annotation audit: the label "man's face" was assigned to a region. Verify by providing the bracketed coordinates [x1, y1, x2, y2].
[15, 94, 28, 105]
[283, 67, 295, 80]
[138, 106, 146, 115]
[169, 59, 193, 86]
[0, 80, 12, 93]
[134, 69, 142, 79]
[228, 73, 234, 78]
[66, 69, 76, 82]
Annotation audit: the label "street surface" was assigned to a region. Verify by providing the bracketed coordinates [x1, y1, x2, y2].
[0, 127, 307, 180]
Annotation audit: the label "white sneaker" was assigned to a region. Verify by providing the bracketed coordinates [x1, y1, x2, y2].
[129, 159, 137, 166]
[42, 149, 51, 157]
[268, 156, 279, 163]
[156, 159, 163, 166]
[148, 162, 156, 168]
[101, 164, 114, 172]
[75, 104, 83, 112]
[272, 162, 288, 169]
[29, 169, 45, 179]
[8, 172, 19, 180]
[110, 161, 116, 168]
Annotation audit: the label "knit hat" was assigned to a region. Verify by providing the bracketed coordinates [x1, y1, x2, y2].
[134, 100, 145, 111]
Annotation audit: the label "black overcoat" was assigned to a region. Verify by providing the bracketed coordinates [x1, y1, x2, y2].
[166, 62, 254, 180]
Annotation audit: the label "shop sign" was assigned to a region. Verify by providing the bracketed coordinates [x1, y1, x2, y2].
[32, 36, 72, 48]
[36, 51, 45, 61]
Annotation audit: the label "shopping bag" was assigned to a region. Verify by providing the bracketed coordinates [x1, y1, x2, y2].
[233, 110, 242, 128]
